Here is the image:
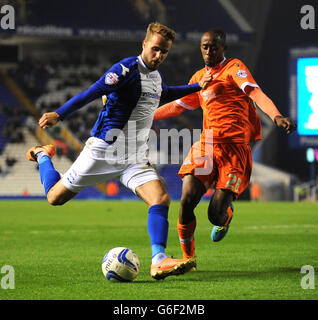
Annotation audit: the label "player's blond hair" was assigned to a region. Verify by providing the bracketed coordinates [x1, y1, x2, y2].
[144, 22, 176, 42]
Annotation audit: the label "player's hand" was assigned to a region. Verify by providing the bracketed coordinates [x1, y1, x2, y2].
[199, 71, 212, 90]
[38, 112, 60, 129]
[274, 116, 297, 134]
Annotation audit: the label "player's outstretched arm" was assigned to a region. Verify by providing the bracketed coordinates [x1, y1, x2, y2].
[248, 87, 296, 134]
[156, 71, 211, 121]
[38, 112, 60, 129]
[54, 83, 102, 121]
[153, 101, 185, 121]
[162, 71, 212, 103]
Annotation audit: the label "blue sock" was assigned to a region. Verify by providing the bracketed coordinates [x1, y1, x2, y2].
[152, 244, 166, 257]
[147, 204, 169, 258]
[38, 156, 61, 195]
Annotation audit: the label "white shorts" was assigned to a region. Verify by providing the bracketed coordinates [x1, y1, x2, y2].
[61, 138, 160, 194]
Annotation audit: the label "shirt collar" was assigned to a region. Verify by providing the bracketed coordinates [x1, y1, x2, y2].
[138, 55, 152, 72]
[206, 56, 226, 73]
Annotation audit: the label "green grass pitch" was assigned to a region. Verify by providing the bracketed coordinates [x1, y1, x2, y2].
[0, 200, 317, 300]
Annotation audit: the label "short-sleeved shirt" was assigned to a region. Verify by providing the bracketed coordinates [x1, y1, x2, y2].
[176, 58, 262, 144]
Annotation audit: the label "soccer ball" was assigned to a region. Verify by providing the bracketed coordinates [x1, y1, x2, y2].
[101, 247, 140, 282]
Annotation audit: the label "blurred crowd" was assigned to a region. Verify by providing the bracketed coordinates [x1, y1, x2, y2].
[0, 103, 28, 144]
[0, 103, 22, 177]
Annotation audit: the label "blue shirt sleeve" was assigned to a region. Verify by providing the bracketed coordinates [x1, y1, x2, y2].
[161, 82, 201, 103]
[55, 83, 103, 120]
[55, 62, 128, 120]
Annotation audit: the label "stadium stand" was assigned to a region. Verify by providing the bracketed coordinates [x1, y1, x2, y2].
[0, 126, 72, 196]
[0, 79, 26, 151]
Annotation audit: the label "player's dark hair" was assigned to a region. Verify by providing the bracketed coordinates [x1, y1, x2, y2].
[145, 22, 176, 42]
[204, 28, 226, 48]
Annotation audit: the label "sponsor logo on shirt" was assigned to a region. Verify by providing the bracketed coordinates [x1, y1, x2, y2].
[146, 73, 157, 79]
[236, 69, 248, 78]
[201, 89, 216, 101]
[105, 72, 119, 85]
[141, 92, 161, 100]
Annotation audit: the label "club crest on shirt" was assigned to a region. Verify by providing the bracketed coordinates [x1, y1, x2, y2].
[236, 69, 248, 78]
[212, 73, 219, 79]
[105, 72, 119, 85]
[201, 88, 216, 101]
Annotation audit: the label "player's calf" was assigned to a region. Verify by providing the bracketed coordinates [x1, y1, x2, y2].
[207, 189, 234, 225]
[27, 144, 76, 206]
[179, 175, 205, 224]
[211, 204, 234, 242]
[208, 189, 235, 242]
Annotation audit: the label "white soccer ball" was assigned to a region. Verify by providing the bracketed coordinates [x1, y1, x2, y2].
[101, 247, 140, 282]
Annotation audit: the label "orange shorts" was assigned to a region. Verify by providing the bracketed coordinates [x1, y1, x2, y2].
[178, 142, 252, 197]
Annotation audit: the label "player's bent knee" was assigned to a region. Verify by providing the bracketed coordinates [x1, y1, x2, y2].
[150, 192, 170, 207]
[46, 182, 76, 206]
[47, 195, 64, 206]
[47, 192, 67, 206]
[158, 192, 170, 207]
[180, 191, 200, 211]
[145, 191, 170, 207]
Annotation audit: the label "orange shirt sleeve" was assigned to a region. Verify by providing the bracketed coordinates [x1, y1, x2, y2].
[176, 73, 201, 110]
[153, 101, 185, 120]
[227, 60, 259, 94]
[248, 87, 282, 122]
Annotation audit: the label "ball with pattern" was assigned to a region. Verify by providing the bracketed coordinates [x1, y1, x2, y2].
[101, 247, 140, 282]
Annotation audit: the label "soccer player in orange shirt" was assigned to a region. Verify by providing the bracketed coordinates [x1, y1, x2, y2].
[153, 29, 296, 264]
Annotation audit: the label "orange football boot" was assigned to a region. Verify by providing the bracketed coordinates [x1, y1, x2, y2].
[150, 256, 196, 280]
[26, 144, 56, 162]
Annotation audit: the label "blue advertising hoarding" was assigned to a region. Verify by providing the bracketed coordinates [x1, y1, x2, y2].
[289, 47, 318, 148]
[297, 57, 318, 136]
